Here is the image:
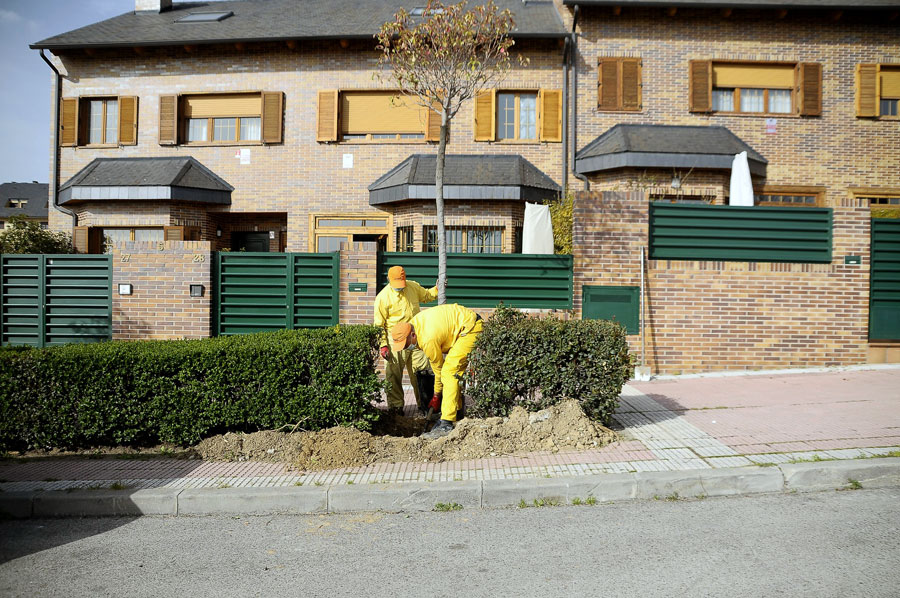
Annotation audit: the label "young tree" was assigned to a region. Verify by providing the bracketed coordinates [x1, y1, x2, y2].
[0, 214, 73, 254]
[376, 0, 522, 304]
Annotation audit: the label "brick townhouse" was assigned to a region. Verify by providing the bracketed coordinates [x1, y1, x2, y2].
[27, 0, 900, 370]
[31, 0, 568, 255]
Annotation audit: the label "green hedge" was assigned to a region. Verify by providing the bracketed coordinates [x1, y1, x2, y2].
[466, 306, 631, 423]
[0, 326, 385, 451]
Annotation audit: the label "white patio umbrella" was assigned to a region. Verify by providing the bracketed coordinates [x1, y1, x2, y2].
[522, 202, 554, 254]
[729, 151, 754, 206]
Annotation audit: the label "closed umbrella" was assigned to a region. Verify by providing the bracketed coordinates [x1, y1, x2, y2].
[729, 151, 754, 206]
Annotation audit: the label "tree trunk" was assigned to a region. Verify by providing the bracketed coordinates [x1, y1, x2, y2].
[435, 109, 448, 305]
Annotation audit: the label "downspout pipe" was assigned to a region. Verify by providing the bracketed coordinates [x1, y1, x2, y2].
[561, 36, 569, 194]
[38, 49, 77, 232]
[570, 5, 590, 191]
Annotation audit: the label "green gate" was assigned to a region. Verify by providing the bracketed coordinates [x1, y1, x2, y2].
[378, 252, 573, 309]
[870, 219, 900, 341]
[1, 254, 112, 347]
[215, 252, 340, 336]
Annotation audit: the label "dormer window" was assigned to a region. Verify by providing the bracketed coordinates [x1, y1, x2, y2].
[8, 199, 27, 208]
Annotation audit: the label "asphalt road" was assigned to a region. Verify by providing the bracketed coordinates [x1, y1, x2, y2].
[2, 488, 898, 598]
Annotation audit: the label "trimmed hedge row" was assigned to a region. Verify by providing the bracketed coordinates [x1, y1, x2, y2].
[466, 305, 632, 423]
[0, 326, 385, 451]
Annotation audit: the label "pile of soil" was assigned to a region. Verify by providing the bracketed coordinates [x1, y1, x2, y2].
[195, 399, 617, 471]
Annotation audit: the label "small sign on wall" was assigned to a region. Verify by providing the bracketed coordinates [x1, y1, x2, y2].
[349, 283, 367, 293]
[765, 118, 777, 135]
[343, 153, 354, 169]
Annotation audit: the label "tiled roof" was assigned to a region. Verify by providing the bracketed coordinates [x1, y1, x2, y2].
[369, 154, 560, 205]
[32, 0, 567, 50]
[575, 124, 768, 176]
[0, 182, 49, 220]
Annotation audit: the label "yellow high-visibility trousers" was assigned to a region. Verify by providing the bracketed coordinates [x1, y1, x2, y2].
[384, 346, 429, 410]
[440, 321, 482, 422]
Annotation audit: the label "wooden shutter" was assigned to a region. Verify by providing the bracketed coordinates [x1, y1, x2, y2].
[856, 64, 879, 118]
[426, 105, 442, 142]
[797, 63, 822, 116]
[689, 60, 712, 113]
[164, 226, 185, 241]
[473, 89, 495, 141]
[73, 226, 89, 253]
[118, 96, 138, 145]
[60, 97, 78, 147]
[622, 58, 642, 111]
[261, 91, 284, 144]
[316, 90, 339, 142]
[598, 58, 620, 110]
[159, 95, 178, 145]
[539, 89, 562, 142]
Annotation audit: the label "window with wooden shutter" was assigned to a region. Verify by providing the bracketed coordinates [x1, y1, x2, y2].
[856, 64, 879, 117]
[880, 66, 900, 117]
[426, 106, 442, 142]
[182, 93, 265, 143]
[598, 57, 641, 112]
[118, 96, 138, 145]
[689, 60, 712, 113]
[317, 90, 339, 142]
[338, 91, 428, 141]
[60, 98, 78, 147]
[473, 90, 496, 141]
[159, 94, 178, 145]
[261, 91, 283, 144]
[539, 89, 562, 142]
[797, 63, 822, 116]
[704, 61, 800, 115]
[857, 64, 900, 118]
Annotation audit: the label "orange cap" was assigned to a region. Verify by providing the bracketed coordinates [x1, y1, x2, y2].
[391, 322, 413, 351]
[388, 265, 407, 289]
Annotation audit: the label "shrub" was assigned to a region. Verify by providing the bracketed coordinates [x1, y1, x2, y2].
[0, 326, 385, 451]
[465, 305, 631, 423]
[0, 214, 74, 254]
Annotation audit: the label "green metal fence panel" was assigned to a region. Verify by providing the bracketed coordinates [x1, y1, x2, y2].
[43, 255, 112, 346]
[378, 252, 573, 309]
[582, 285, 640, 334]
[293, 252, 340, 328]
[649, 203, 833, 263]
[1, 254, 111, 347]
[216, 252, 340, 336]
[870, 218, 900, 341]
[1, 255, 41, 346]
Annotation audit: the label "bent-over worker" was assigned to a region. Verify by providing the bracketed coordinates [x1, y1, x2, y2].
[391, 303, 483, 439]
[374, 265, 437, 414]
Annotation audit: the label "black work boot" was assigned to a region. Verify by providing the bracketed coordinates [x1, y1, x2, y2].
[422, 419, 453, 439]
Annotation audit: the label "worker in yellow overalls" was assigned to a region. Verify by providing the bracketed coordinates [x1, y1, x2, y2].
[374, 265, 437, 414]
[391, 303, 483, 439]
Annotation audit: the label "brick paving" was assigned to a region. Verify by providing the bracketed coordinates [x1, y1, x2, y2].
[1, 368, 897, 493]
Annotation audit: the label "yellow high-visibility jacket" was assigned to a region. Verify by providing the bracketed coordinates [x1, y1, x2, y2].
[409, 303, 481, 392]
[373, 280, 438, 347]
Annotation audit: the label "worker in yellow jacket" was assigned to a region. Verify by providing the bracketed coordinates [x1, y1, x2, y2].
[391, 303, 483, 439]
[374, 265, 438, 414]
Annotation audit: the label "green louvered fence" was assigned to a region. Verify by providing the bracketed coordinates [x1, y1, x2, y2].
[1, 254, 112, 347]
[378, 252, 573, 309]
[870, 218, 900, 341]
[214, 252, 340, 336]
[649, 203, 833, 263]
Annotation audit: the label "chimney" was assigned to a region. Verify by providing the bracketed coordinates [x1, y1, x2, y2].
[135, 0, 172, 12]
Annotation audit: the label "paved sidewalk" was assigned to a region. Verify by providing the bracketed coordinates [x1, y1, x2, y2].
[1, 368, 898, 516]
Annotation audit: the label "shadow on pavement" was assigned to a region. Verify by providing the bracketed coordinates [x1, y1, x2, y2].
[0, 515, 139, 564]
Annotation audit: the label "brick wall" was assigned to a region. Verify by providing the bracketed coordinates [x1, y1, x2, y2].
[574, 191, 871, 374]
[111, 240, 212, 340]
[48, 38, 565, 251]
[339, 242, 378, 325]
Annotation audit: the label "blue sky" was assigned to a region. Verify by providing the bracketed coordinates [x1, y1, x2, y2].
[0, 1, 192, 184]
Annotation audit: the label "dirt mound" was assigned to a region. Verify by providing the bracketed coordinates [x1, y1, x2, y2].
[195, 399, 617, 471]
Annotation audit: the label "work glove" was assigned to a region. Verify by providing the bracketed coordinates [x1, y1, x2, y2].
[379, 346, 391, 359]
[429, 393, 442, 411]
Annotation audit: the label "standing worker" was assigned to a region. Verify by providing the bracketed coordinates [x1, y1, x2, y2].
[374, 265, 438, 415]
[391, 303, 483, 439]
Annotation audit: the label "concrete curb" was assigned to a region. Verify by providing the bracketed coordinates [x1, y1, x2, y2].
[3, 458, 899, 519]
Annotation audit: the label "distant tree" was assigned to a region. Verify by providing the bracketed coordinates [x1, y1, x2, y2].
[376, 0, 522, 304]
[0, 215, 74, 254]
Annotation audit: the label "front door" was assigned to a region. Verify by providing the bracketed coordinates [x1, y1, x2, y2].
[232, 232, 270, 252]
